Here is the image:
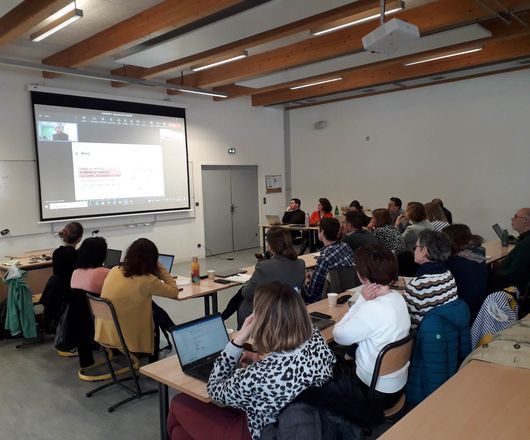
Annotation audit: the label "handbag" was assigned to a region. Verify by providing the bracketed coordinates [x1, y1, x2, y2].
[54, 305, 76, 352]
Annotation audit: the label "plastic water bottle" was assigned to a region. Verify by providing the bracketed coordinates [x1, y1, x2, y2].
[305, 213, 310, 227]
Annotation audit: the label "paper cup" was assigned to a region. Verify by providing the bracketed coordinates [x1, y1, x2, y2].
[327, 292, 338, 307]
[207, 269, 216, 281]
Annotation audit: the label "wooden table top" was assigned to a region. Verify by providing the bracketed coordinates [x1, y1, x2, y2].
[0, 256, 53, 271]
[176, 278, 240, 301]
[379, 360, 530, 439]
[483, 239, 514, 263]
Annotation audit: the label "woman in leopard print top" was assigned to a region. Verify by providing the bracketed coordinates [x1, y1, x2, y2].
[207, 281, 336, 439]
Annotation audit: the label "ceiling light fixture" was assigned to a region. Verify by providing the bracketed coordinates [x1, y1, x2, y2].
[290, 77, 342, 90]
[31, 2, 83, 42]
[403, 47, 483, 66]
[191, 53, 248, 72]
[176, 88, 228, 98]
[312, 1, 404, 36]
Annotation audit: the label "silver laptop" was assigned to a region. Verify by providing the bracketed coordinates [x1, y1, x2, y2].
[266, 214, 283, 225]
[170, 314, 229, 382]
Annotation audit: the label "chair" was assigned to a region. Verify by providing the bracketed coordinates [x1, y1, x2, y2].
[322, 267, 360, 298]
[85, 294, 157, 412]
[368, 333, 414, 418]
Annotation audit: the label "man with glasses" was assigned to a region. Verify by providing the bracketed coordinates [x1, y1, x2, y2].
[490, 207, 530, 294]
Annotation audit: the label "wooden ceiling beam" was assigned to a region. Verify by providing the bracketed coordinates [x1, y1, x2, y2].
[111, 0, 384, 81]
[251, 26, 530, 106]
[249, 15, 530, 96]
[0, 0, 71, 47]
[41, 0, 244, 74]
[170, 0, 530, 88]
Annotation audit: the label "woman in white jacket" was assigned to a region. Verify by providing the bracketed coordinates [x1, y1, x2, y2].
[333, 244, 411, 410]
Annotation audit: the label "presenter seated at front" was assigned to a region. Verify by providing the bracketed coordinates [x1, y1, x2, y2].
[168, 282, 335, 440]
[489, 207, 530, 294]
[94, 238, 179, 357]
[303, 217, 354, 303]
[281, 197, 306, 225]
[309, 197, 333, 226]
[333, 244, 411, 410]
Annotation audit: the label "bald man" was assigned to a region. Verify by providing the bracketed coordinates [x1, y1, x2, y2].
[490, 207, 530, 293]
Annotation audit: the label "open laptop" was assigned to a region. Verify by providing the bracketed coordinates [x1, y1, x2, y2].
[265, 214, 283, 225]
[491, 224, 517, 245]
[158, 253, 179, 277]
[104, 249, 122, 268]
[170, 314, 229, 382]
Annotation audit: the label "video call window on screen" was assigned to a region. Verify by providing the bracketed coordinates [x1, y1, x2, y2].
[31, 91, 191, 221]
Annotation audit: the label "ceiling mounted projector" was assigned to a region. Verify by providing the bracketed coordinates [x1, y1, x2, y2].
[362, 18, 420, 55]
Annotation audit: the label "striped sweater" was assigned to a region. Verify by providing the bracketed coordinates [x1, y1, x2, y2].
[404, 269, 458, 329]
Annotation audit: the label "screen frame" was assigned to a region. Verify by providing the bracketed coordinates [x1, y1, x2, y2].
[31, 90, 191, 222]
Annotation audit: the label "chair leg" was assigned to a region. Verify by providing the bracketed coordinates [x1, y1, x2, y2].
[108, 388, 158, 413]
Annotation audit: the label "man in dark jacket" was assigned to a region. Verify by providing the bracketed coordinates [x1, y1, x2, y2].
[282, 198, 305, 224]
[490, 207, 530, 293]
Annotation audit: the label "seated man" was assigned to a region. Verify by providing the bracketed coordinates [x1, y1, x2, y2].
[490, 207, 530, 293]
[282, 198, 306, 225]
[342, 211, 377, 254]
[304, 218, 354, 303]
[387, 197, 404, 225]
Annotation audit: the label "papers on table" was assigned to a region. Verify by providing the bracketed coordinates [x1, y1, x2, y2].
[176, 276, 191, 287]
[224, 273, 252, 284]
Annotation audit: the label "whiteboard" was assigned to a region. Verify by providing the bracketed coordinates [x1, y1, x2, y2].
[0, 160, 195, 237]
[0, 160, 50, 236]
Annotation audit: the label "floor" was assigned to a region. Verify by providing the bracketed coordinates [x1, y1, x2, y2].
[0, 248, 257, 440]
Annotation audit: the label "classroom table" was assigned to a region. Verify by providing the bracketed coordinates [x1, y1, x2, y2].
[141, 292, 351, 440]
[258, 223, 318, 253]
[378, 360, 530, 439]
[176, 278, 240, 316]
[0, 253, 53, 302]
[483, 239, 514, 264]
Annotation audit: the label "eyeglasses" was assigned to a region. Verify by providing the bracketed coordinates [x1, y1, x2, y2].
[512, 214, 528, 221]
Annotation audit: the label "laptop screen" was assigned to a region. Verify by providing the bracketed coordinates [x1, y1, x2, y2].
[104, 249, 122, 268]
[492, 224, 504, 240]
[158, 254, 174, 273]
[171, 314, 229, 367]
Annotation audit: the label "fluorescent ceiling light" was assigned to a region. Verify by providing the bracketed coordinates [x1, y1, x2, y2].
[403, 47, 483, 66]
[312, 3, 404, 36]
[31, 7, 83, 42]
[290, 77, 342, 90]
[176, 88, 228, 98]
[191, 53, 248, 72]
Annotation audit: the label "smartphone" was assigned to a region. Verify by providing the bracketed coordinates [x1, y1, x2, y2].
[310, 311, 332, 320]
[215, 279, 232, 284]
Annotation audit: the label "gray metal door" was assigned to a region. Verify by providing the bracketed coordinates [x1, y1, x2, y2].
[202, 165, 259, 255]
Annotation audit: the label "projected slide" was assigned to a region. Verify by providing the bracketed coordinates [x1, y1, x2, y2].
[72, 142, 165, 200]
[32, 91, 190, 221]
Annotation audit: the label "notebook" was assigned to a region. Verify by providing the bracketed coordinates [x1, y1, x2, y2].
[104, 249, 122, 268]
[265, 214, 283, 225]
[170, 314, 229, 382]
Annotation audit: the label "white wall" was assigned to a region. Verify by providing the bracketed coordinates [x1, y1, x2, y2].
[0, 67, 285, 260]
[289, 70, 530, 240]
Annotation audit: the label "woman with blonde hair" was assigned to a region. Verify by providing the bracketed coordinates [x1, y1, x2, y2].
[168, 282, 336, 440]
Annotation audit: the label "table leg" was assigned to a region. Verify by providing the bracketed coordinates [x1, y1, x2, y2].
[211, 293, 218, 314]
[159, 383, 169, 440]
[203, 296, 210, 316]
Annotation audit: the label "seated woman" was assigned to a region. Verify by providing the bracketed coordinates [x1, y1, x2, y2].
[69, 236, 110, 372]
[94, 238, 179, 361]
[442, 224, 487, 321]
[332, 244, 411, 410]
[41, 221, 84, 333]
[424, 201, 450, 232]
[300, 197, 334, 254]
[348, 200, 371, 227]
[403, 230, 458, 329]
[221, 228, 305, 328]
[400, 202, 433, 251]
[168, 281, 335, 440]
[369, 208, 407, 255]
